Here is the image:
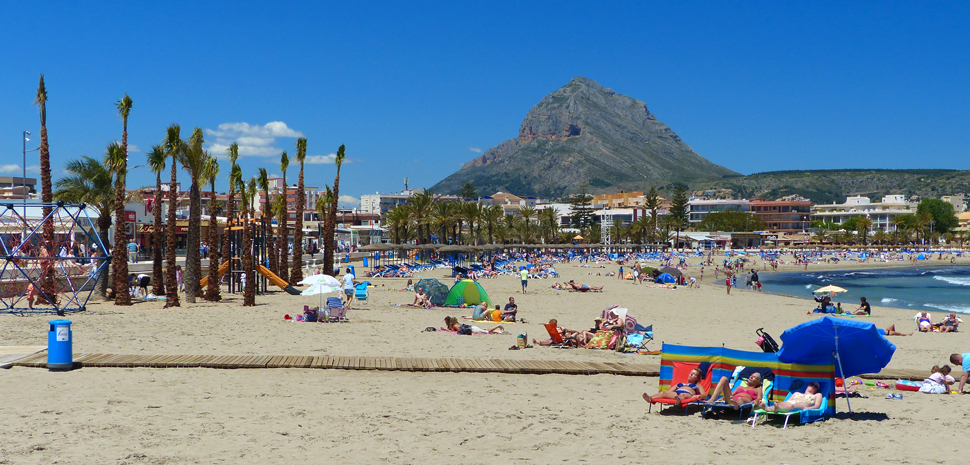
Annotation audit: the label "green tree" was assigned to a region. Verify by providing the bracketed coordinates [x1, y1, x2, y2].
[179, 128, 208, 303]
[278, 150, 290, 283]
[222, 144, 240, 281]
[323, 145, 346, 276]
[644, 187, 661, 231]
[917, 198, 959, 235]
[459, 181, 477, 200]
[147, 145, 167, 296]
[163, 124, 182, 308]
[291, 137, 308, 284]
[697, 210, 766, 232]
[35, 75, 57, 302]
[241, 176, 256, 306]
[569, 184, 595, 229]
[202, 156, 221, 301]
[55, 156, 116, 298]
[854, 216, 873, 246]
[111, 94, 133, 306]
[258, 168, 277, 276]
[668, 186, 690, 250]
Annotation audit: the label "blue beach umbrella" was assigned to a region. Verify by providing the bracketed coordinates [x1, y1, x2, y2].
[777, 316, 896, 413]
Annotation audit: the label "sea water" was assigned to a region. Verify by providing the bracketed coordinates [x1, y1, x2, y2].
[757, 265, 970, 315]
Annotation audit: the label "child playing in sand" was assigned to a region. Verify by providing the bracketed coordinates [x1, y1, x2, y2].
[919, 365, 954, 394]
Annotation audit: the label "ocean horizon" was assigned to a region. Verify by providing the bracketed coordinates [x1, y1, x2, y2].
[756, 265, 970, 315]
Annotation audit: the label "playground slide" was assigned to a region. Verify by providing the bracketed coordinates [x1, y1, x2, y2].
[257, 265, 302, 295]
[199, 261, 231, 288]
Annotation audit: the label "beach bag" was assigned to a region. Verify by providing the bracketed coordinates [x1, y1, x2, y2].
[458, 324, 473, 335]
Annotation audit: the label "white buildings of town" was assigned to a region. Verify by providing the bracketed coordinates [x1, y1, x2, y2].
[811, 195, 917, 231]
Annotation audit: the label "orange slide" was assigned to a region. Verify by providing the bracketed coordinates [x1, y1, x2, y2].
[199, 261, 231, 288]
[257, 266, 302, 295]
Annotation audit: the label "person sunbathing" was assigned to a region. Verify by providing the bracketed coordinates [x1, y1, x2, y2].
[917, 312, 933, 332]
[642, 367, 704, 406]
[578, 318, 604, 343]
[533, 318, 584, 346]
[410, 288, 430, 307]
[705, 372, 764, 409]
[882, 324, 912, 336]
[442, 316, 504, 335]
[551, 282, 565, 290]
[763, 382, 824, 412]
[940, 313, 961, 333]
[568, 280, 603, 292]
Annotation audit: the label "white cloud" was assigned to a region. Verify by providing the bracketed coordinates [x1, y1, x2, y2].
[0, 164, 39, 174]
[305, 154, 336, 164]
[468, 147, 482, 153]
[204, 121, 304, 159]
[338, 195, 359, 208]
[128, 144, 141, 153]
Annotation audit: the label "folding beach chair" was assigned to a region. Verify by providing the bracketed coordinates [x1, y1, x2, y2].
[543, 323, 579, 348]
[625, 324, 654, 351]
[650, 361, 713, 415]
[701, 366, 774, 420]
[750, 380, 831, 428]
[326, 297, 348, 322]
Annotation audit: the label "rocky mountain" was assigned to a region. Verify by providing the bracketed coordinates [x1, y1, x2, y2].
[432, 77, 738, 199]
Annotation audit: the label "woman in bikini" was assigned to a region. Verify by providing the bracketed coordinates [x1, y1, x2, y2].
[705, 372, 764, 409]
[642, 367, 705, 406]
[917, 312, 933, 332]
[763, 381, 824, 412]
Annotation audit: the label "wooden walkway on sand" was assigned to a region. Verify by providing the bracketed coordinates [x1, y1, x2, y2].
[5, 350, 929, 381]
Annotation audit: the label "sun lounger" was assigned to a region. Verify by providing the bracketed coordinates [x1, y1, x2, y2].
[650, 361, 713, 415]
[701, 367, 774, 420]
[750, 380, 830, 428]
[543, 323, 579, 348]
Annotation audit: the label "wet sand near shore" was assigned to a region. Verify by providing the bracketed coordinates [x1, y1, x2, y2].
[1, 253, 969, 463]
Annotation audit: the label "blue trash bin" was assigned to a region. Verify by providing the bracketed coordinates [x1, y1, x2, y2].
[347, 265, 356, 277]
[363, 257, 368, 267]
[47, 319, 73, 371]
[345, 254, 350, 263]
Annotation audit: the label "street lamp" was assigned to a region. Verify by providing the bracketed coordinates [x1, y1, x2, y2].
[22, 131, 39, 217]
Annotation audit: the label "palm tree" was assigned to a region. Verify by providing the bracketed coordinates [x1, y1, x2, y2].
[812, 229, 829, 245]
[35, 75, 56, 300]
[241, 176, 256, 306]
[323, 145, 346, 276]
[459, 201, 478, 245]
[272, 194, 288, 268]
[222, 144, 240, 279]
[227, 163, 242, 266]
[203, 156, 221, 301]
[104, 142, 131, 304]
[915, 211, 933, 245]
[538, 206, 559, 243]
[109, 95, 134, 305]
[316, 186, 335, 243]
[278, 151, 290, 283]
[146, 145, 167, 296]
[385, 204, 410, 244]
[178, 128, 207, 303]
[163, 124, 182, 308]
[855, 216, 873, 246]
[257, 168, 276, 275]
[55, 156, 115, 298]
[484, 204, 503, 244]
[291, 137, 307, 283]
[433, 201, 453, 244]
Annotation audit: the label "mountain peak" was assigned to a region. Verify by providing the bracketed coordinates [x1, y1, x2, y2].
[432, 78, 737, 198]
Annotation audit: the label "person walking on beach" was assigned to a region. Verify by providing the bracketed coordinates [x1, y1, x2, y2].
[342, 269, 357, 308]
[127, 240, 139, 263]
[725, 269, 733, 295]
[520, 267, 528, 293]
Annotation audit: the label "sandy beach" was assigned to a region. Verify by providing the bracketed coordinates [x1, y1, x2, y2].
[2, 254, 970, 464]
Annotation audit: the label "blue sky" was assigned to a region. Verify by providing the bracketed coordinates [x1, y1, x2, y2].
[1, 1, 968, 205]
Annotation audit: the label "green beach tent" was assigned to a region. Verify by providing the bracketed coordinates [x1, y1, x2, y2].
[443, 279, 492, 308]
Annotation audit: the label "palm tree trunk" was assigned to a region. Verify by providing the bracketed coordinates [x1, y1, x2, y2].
[164, 163, 180, 308]
[324, 172, 340, 276]
[184, 178, 201, 303]
[97, 220, 112, 299]
[222, 187, 234, 290]
[291, 166, 305, 284]
[112, 127, 131, 305]
[152, 175, 164, 296]
[278, 184, 289, 283]
[205, 178, 221, 301]
[242, 198, 255, 306]
[37, 77, 57, 304]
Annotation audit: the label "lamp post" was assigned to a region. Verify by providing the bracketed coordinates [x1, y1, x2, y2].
[22, 131, 40, 224]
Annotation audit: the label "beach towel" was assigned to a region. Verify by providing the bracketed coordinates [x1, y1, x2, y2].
[586, 330, 616, 349]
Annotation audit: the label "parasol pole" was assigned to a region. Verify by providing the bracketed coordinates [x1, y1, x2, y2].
[833, 327, 852, 414]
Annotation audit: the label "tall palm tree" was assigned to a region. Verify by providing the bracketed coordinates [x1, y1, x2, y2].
[538, 206, 559, 243]
[323, 145, 346, 276]
[385, 204, 410, 244]
[432, 201, 452, 244]
[55, 156, 115, 298]
[291, 137, 307, 283]
[147, 145, 166, 296]
[227, 163, 242, 267]
[855, 216, 873, 246]
[203, 156, 221, 301]
[257, 168, 276, 275]
[278, 151, 291, 283]
[179, 128, 207, 303]
[915, 211, 933, 245]
[459, 201, 479, 245]
[222, 144, 239, 277]
[272, 193, 288, 272]
[163, 124, 182, 308]
[241, 176, 256, 306]
[111, 94, 133, 306]
[35, 75, 56, 300]
[105, 142, 130, 305]
[316, 186, 335, 239]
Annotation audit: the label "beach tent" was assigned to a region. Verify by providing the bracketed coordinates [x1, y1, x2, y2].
[415, 278, 449, 306]
[443, 279, 492, 307]
[917, 254, 926, 260]
[655, 273, 676, 284]
[658, 266, 683, 278]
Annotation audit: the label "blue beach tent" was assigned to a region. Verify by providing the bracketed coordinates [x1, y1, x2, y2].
[655, 273, 676, 284]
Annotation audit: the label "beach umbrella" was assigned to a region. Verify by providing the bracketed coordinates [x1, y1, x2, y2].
[658, 266, 683, 278]
[299, 274, 342, 308]
[415, 278, 449, 306]
[443, 279, 492, 307]
[813, 285, 847, 294]
[777, 316, 896, 413]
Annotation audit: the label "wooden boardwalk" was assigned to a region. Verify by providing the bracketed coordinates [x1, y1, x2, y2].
[6, 351, 929, 380]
